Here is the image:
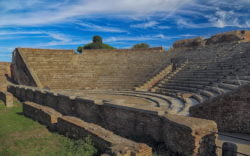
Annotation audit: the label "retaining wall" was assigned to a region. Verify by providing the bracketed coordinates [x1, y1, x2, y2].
[23, 101, 152, 156]
[8, 84, 218, 156]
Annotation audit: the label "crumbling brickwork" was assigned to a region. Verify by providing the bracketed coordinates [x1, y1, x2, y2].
[23, 101, 152, 156]
[190, 84, 250, 133]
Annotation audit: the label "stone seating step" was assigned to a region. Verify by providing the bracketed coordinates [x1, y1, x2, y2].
[158, 82, 204, 90]
[221, 79, 250, 86]
[199, 90, 216, 98]
[204, 86, 227, 95]
[217, 83, 239, 91]
[227, 75, 250, 80]
[169, 76, 220, 82]
[166, 79, 211, 85]
[155, 87, 206, 103]
[175, 73, 225, 79]
[158, 85, 199, 93]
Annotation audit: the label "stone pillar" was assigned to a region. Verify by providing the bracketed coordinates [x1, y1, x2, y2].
[5, 92, 14, 107]
[222, 142, 237, 156]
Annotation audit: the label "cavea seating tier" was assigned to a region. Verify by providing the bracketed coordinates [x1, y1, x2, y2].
[153, 42, 250, 105]
[12, 47, 170, 90]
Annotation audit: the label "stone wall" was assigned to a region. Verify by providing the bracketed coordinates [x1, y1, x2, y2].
[9, 84, 218, 156]
[0, 62, 13, 107]
[83, 47, 164, 53]
[23, 101, 152, 156]
[206, 30, 250, 45]
[11, 49, 38, 87]
[190, 84, 250, 133]
[172, 30, 250, 49]
[0, 91, 13, 107]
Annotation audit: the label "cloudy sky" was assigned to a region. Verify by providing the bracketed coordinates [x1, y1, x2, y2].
[0, 0, 250, 62]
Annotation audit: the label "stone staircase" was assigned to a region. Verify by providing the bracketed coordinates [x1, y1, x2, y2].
[135, 63, 173, 91]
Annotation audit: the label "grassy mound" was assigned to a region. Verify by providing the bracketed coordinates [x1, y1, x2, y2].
[0, 100, 97, 156]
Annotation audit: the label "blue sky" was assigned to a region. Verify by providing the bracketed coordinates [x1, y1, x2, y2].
[0, 0, 250, 62]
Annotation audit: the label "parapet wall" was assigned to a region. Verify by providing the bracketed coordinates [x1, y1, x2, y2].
[8, 84, 218, 156]
[83, 47, 164, 53]
[173, 37, 206, 49]
[190, 84, 250, 133]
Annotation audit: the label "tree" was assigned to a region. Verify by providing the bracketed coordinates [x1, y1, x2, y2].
[132, 43, 150, 49]
[93, 35, 103, 44]
[77, 36, 115, 53]
[77, 46, 83, 53]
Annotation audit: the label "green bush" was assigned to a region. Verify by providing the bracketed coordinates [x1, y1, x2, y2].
[77, 46, 83, 53]
[56, 136, 98, 156]
[77, 36, 115, 52]
[132, 43, 150, 49]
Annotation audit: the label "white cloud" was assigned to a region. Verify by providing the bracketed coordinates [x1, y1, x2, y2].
[131, 21, 158, 29]
[208, 10, 250, 28]
[0, 0, 192, 26]
[105, 33, 196, 43]
[157, 25, 171, 29]
[78, 23, 126, 33]
[0, 30, 86, 47]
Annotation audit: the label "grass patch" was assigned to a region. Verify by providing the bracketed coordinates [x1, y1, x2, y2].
[0, 100, 97, 156]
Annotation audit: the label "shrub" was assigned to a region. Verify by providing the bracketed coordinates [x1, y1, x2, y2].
[132, 43, 150, 49]
[77, 36, 115, 52]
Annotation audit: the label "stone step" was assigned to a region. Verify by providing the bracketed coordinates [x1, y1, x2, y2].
[166, 79, 211, 85]
[221, 79, 250, 86]
[217, 83, 239, 91]
[158, 82, 204, 90]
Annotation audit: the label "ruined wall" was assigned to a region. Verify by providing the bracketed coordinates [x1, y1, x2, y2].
[173, 37, 206, 49]
[206, 30, 250, 45]
[190, 84, 250, 133]
[0, 91, 13, 107]
[172, 30, 250, 49]
[23, 101, 152, 156]
[11, 49, 37, 87]
[9, 84, 218, 156]
[0, 62, 13, 107]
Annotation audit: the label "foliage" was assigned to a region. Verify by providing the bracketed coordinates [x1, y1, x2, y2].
[56, 136, 97, 156]
[0, 100, 97, 156]
[132, 43, 150, 49]
[93, 36, 102, 44]
[77, 35, 115, 52]
[83, 43, 115, 50]
[77, 46, 83, 53]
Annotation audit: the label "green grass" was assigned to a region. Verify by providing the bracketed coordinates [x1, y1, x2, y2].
[0, 100, 98, 156]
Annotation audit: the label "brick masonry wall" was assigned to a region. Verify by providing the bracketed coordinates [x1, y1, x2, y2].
[0, 91, 13, 107]
[23, 101, 152, 156]
[190, 84, 250, 133]
[82, 47, 164, 53]
[9, 84, 218, 156]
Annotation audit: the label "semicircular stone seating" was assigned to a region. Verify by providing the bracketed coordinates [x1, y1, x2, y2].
[151, 42, 250, 115]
